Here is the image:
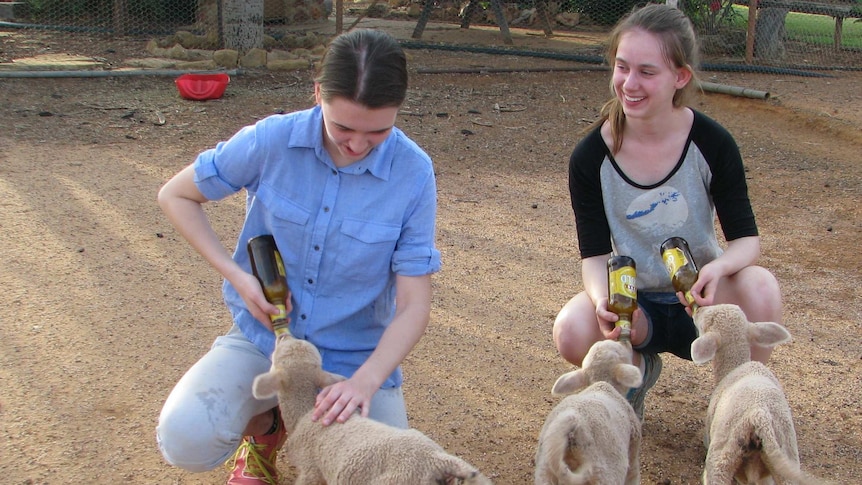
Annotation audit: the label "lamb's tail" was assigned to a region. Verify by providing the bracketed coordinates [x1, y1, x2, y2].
[761, 445, 834, 485]
[537, 418, 593, 485]
[756, 419, 834, 485]
[434, 452, 493, 484]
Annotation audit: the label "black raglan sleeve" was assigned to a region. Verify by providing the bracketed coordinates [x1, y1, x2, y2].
[691, 111, 758, 241]
[568, 128, 614, 258]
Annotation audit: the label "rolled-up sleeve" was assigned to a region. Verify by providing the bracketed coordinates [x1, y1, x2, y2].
[391, 162, 441, 277]
[193, 149, 244, 201]
[393, 246, 441, 276]
[193, 123, 268, 201]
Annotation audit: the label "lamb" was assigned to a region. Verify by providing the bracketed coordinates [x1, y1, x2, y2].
[252, 333, 494, 485]
[691, 304, 830, 485]
[534, 339, 643, 485]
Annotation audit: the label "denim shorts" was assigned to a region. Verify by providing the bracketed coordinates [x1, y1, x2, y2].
[634, 291, 698, 361]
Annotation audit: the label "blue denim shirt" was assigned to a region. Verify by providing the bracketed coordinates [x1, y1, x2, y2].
[193, 106, 441, 388]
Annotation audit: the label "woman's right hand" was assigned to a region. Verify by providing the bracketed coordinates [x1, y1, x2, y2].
[597, 296, 642, 342]
[595, 296, 621, 340]
[232, 270, 292, 331]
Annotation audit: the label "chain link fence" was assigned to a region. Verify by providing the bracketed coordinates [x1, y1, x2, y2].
[1, 0, 860, 70]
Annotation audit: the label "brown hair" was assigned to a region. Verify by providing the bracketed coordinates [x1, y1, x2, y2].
[598, 4, 701, 153]
[314, 29, 408, 109]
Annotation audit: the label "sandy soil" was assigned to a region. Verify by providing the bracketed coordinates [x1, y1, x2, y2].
[1, 17, 861, 485]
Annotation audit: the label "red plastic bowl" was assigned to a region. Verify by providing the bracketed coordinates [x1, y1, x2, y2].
[175, 73, 230, 101]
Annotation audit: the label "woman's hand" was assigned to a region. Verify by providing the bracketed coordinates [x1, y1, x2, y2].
[683, 260, 721, 313]
[595, 296, 618, 339]
[679, 235, 762, 315]
[598, 296, 642, 341]
[231, 271, 292, 331]
[311, 374, 377, 426]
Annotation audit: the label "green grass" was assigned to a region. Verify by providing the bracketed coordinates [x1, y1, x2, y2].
[731, 5, 862, 49]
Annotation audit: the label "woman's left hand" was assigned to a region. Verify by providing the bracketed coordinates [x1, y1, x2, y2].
[311, 375, 376, 426]
[687, 261, 721, 310]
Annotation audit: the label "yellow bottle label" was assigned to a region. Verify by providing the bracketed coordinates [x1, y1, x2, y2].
[683, 291, 696, 306]
[663, 247, 688, 276]
[609, 267, 637, 299]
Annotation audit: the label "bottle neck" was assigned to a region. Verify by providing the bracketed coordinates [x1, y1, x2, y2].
[615, 315, 632, 343]
[272, 317, 291, 336]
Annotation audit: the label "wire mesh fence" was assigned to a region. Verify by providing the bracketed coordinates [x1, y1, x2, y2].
[0, 0, 860, 71]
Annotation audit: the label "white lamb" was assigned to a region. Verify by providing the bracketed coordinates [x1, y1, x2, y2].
[252, 333, 494, 485]
[534, 339, 643, 485]
[691, 304, 830, 485]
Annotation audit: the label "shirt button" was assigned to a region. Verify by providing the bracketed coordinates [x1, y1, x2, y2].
[323, 206, 330, 213]
[331, 169, 337, 175]
[301, 314, 307, 320]
[307, 279, 314, 284]
[314, 245, 320, 251]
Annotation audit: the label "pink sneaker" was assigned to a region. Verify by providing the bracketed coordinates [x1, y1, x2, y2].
[225, 414, 287, 485]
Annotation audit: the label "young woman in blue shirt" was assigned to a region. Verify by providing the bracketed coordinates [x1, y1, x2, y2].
[155, 29, 441, 484]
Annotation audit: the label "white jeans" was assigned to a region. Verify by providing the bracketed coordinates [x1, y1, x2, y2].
[156, 325, 408, 472]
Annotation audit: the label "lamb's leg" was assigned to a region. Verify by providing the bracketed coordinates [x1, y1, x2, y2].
[625, 437, 641, 485]
[534, 473, 553, 485]
[703, 443, 743, 485]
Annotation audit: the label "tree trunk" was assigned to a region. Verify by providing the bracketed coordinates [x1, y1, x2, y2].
[221, 0, 264, 53]
[754, 7, 789, 60]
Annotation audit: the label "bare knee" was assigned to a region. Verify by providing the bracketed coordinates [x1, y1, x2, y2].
[719, 266, 783, 363]
[553, 318, 584, 366]
[553, 292, 601, 366]
[725, 266, 783, 323]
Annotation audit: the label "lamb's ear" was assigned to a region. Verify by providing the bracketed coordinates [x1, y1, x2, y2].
[749, 321, 792, 348]
[551, 369, 589, 396]
[614, 363, 643, 389]
[691, 332, 720, 364]
[314, 369, 347, 388]
[252, 371, 281, 399]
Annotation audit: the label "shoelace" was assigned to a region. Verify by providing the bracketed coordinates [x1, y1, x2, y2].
[225, 439, 278, 485]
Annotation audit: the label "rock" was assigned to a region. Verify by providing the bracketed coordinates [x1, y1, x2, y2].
[123, 57, 177, 69]
[267, 49, 298, 62]
[240, 48, 268, 68]
[175, 60, 218, 70]
[213, 49, 239, 68]
[166, 44, 190, 61]
[555, 12, 580, 27]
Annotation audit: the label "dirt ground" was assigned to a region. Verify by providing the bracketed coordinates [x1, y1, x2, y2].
[1, 16, 861, 485]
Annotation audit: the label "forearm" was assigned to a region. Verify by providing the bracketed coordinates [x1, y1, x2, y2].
[157, 165, 244, 283]
[352, 274, 431, 390]
[581, 254, 611, 304]
[710, 236, 761, 277]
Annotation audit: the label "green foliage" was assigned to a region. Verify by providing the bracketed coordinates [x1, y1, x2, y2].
[731, 5, 862, 49]
[680, 0, 743, 34]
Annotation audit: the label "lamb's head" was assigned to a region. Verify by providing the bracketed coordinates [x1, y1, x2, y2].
[691, 304, 791, 366]
[551, 339, 642, 396]
[252, 333, 345, 400]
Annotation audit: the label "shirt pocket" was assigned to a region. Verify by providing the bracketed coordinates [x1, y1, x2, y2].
[257, 184, 310, 266]
[335, 218, 401, 281]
